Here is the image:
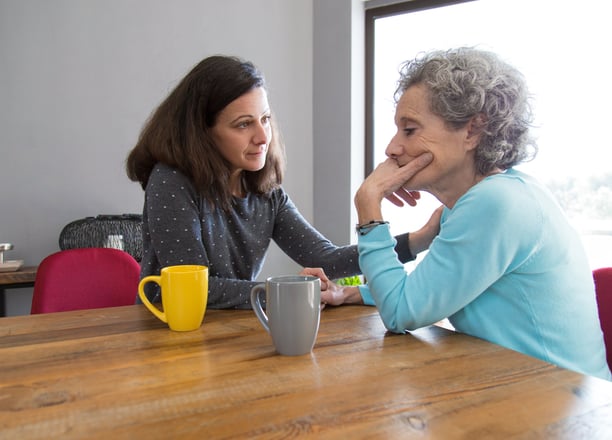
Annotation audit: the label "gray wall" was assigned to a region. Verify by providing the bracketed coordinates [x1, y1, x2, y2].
[313, 0, 364, 243]
[1, 0, 364, 316]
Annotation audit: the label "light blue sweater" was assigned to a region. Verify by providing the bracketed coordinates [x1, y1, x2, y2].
[358, 169, 611, 380]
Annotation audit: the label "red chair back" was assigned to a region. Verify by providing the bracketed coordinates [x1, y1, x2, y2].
[593, 267, 612, 369]
[31, 248, 140, 314]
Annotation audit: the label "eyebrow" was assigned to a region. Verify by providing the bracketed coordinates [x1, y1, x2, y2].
[230, 109, 271, 125]
[397, 115, 419, 125]
[230, 115, 253, 124]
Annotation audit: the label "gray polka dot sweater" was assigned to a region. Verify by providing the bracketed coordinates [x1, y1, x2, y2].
[140, 163, 413, 309]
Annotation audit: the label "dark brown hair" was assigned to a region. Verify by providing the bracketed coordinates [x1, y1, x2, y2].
[126, 55, 285, 210]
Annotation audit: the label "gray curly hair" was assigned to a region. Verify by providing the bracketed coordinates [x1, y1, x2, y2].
[395, 47, 537, 174]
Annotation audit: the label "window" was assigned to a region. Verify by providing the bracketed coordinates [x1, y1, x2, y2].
[366, 0, 612, 269]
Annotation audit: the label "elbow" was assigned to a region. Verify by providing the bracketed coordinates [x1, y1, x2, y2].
[379, 310, 424, 334]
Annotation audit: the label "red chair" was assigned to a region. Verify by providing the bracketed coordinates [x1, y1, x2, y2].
[593, 267, 612, 369]
[31, 248, 140, 314]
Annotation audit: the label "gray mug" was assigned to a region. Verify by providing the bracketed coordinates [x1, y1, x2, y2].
[250, 275, 321, 356]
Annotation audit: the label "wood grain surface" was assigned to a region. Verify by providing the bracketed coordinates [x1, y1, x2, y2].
[0, 266, 37, 286]
[1, 305, 611, 439]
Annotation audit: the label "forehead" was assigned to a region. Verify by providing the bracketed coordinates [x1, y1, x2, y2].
[219, 87, 269, 120]
[395, 84, 431, 121]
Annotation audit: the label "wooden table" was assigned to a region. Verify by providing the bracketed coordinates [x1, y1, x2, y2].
[1, 305, 611, 439]
[0, 266, 37, 317]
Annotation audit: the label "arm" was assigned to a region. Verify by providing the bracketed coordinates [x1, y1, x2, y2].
[271, 189, 418, 280]
[301, 203, 443, 307]
[358, 179, 536, 332]
[270, 188, 357, 278]
[404, 205, 443, 255]
[354, 153, 438, 259]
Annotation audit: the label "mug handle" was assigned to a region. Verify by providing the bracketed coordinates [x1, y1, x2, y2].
[138, 276, 167, 323]
[250, 283, 270, 333]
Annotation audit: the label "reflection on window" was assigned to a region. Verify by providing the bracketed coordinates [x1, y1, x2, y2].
[370, 0, 612, 269]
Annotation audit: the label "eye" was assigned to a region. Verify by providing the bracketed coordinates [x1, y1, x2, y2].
[261, 115, 271, 125]
[403, 128, 416, 136]
[236, 120, 252, 129]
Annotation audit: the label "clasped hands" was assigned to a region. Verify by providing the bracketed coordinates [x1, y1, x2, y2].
[299, 203, 442, 307]
[299, 267, 363, 306]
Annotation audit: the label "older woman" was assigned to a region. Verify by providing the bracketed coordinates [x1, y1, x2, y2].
[316, 47, 610, 380]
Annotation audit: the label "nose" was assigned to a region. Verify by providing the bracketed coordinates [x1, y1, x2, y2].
[385, 132, 403, 159]
[253, 121, 270, 146]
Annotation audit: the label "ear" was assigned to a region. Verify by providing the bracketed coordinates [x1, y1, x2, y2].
[465, 113, 487, 151]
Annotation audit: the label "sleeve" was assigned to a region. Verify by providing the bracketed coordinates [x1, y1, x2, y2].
[359, 182, 539, 333]
[145, 167, 256, 309]
[270, 190, 414, 280]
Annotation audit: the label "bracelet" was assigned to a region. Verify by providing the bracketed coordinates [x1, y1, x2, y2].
[356, 220, 389, 236]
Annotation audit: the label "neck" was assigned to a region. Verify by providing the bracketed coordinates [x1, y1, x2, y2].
[432, 167, 503, 209]
[230, 172, 245, 198]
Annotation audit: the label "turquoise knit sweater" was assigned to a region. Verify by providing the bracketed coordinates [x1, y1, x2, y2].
[358, 169, 611, 380]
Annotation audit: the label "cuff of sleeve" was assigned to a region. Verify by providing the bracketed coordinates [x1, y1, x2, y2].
[358, 284, 375, 306]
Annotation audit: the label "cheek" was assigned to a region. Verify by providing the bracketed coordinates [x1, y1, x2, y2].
[412, 158, 438, 183]
[266, 126, 273, 143]
[211, 128, 234, 151]
[414, 135, 438, 153]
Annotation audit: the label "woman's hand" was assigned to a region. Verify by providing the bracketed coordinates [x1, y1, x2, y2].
[355, 152, 433, 224]
[299, 267, 330, 291]
[386, 188, 422, 208]
[299, 268, 364, 306]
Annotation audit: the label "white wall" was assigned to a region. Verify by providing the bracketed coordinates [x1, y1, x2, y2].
[0, 0, 318, 315]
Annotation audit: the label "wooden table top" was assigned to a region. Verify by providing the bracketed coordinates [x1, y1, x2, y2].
[0, 266, 37, 287]
[1, 305, 611, 439]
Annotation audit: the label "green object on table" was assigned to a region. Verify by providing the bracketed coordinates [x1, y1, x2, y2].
[335, 275, 362, 286]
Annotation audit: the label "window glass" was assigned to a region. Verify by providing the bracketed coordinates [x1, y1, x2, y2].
[372, 0, 612, 269]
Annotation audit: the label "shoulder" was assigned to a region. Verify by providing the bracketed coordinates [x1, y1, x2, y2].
[462, 169, 541, 214]
[446, 169, 547, 235]
[264, 186, 292, 206]
[147, 163, 193, 189]
[252, 186, 301, 218]
[145, 163, 200, 207]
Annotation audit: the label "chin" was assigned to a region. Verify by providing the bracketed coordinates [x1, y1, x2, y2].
[404, 167, 433, 191]
[246, 163, 266, 172]
[402, 177, 424, 192]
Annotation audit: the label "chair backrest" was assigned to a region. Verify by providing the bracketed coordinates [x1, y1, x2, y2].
[31, 248, 140, 314]
[59, 214, 143, 261]
[593, 267, 612, 369]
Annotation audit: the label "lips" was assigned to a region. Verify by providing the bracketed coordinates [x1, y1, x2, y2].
[250, 146, 268, 155]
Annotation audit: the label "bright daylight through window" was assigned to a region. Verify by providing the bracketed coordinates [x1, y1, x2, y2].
[371, 0, 612, 269]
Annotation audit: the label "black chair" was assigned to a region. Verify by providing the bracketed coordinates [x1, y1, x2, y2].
[59, 214, 143, 262]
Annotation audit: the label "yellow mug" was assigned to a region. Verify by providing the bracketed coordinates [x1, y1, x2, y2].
[138, 265, 208, 331]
